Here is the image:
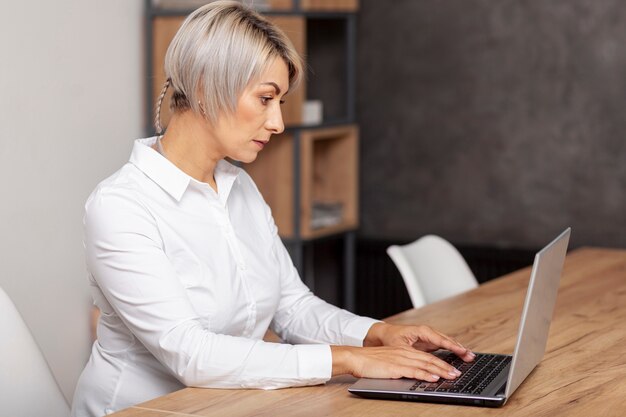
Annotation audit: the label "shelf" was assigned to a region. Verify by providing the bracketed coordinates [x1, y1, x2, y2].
[149, 0, 358, 14]
[245, 125, 358, 240]
[301, 125, 358, 238]
[284, 118, 355, 131]
[301, 0, 358, 11]
[152, 0, 293, 12]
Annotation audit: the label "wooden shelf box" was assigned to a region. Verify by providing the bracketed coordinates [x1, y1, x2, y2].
[151, 0, 356, 12]
[152, 1, 295, 11]
[301, 0, 359, 11]
[246, 125, 358, 240]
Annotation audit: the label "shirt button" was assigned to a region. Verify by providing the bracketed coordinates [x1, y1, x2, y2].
[237, 264, 247, 270]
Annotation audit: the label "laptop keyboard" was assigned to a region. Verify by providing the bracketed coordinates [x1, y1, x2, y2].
[409, 352, 511, 395]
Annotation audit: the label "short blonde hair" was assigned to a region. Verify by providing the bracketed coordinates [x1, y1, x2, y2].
[154, 0, 303, 133]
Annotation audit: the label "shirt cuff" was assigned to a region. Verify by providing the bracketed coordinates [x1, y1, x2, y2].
[297, 344, 332, 381]
[341, 317, 382, 347]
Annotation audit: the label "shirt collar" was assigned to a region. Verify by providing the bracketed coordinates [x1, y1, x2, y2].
[211, 159, 241, 206]
[129, 137, 242, 203]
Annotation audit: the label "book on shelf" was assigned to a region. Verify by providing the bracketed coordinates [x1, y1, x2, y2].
[310, 201, 343, 229]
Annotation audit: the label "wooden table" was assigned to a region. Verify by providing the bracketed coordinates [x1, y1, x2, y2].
[110, 248, 626, 417]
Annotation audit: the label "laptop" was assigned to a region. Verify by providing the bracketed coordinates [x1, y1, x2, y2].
[348, 228, 571, 407]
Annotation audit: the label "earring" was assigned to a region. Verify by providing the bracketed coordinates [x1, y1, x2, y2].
[198, 101, 207, 117]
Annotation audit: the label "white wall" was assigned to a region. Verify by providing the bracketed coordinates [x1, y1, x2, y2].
[0, 0, 143, 403]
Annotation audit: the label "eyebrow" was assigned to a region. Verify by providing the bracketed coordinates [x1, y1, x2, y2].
[260, 82, 288, 96]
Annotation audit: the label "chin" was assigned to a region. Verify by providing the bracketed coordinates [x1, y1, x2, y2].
[234, 152, 259, 164]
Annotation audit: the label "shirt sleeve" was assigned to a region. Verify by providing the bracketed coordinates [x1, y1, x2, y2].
[264, 203, 380, 347]
[85, 187, 332, 389]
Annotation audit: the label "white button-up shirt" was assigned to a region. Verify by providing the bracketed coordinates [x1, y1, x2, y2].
[71, 137, 377, 417]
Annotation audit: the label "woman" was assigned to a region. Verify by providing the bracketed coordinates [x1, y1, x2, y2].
[71, 2, 474, 416]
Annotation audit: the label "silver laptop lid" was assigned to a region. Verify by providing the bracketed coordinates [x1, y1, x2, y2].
[504, 228, 571, 399]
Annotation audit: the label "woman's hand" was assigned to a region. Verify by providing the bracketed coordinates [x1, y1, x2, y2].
[331, 345, 462, 382]
[364, 322, 475, 362]
[330, 322, 475, 382]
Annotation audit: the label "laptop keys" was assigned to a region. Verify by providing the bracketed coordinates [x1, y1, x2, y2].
[415, 352, 511, 395]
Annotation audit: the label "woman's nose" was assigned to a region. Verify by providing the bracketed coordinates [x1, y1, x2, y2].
[265, 105, 285, 134]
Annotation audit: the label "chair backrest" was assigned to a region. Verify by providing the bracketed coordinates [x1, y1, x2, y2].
[0, 286, 70, 417]
[387, 235, 478, 308]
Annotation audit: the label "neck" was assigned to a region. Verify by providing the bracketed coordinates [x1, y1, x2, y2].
[159, 111, 222, 191]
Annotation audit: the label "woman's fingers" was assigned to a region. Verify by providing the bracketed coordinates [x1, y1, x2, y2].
[441, 340, 476, 362]
[429, 330, 476, 362]
[338, 346, 463, 381]
[370, 323, 475, 363]
[394, 347, 461, 379]
[412, 325, 476, 362]
[386, 350, 460, 381]
[394, 366, 442, 383]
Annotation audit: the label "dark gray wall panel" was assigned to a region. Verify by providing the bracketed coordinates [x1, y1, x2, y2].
[357, 0, 626, 248]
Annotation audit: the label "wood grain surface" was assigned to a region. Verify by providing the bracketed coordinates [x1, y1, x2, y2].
[110, 248, 626, 416]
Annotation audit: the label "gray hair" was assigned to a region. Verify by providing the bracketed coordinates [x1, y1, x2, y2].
[154, 0, 303, 134]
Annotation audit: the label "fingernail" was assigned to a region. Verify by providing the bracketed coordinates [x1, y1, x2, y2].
[469, 351, 476, 358]
[450, 369, 461, 377]
[431, 375, 440, 381]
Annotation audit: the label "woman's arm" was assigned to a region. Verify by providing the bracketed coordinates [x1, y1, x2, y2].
[267, 218, 378, 347]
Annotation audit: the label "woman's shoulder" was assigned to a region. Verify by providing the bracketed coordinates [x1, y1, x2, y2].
[85, 163, 154, 220]
[83, 164, 162, 246]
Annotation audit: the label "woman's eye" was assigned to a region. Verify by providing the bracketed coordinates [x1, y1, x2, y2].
[260, 96, 272, 105]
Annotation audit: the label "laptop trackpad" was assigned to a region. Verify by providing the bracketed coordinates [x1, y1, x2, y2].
[350, 378, 415, 392]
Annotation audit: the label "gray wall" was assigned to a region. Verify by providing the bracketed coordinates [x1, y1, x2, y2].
[357, 0, 626, 249]
[0, 0, 143, 401]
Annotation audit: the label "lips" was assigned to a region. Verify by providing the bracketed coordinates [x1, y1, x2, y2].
[253, 139, 268, 149]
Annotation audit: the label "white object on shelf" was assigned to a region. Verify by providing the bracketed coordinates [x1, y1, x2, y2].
[302, 100, 323, 125]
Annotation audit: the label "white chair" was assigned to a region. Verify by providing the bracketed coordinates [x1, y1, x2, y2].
[387, 235, 478, 308]
[0, 286, 70, 417]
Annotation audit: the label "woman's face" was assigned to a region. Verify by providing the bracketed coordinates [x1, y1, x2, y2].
[209, 58, 290, 163]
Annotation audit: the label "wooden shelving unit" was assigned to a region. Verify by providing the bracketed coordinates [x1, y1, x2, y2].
[145, 0, 359, 310]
